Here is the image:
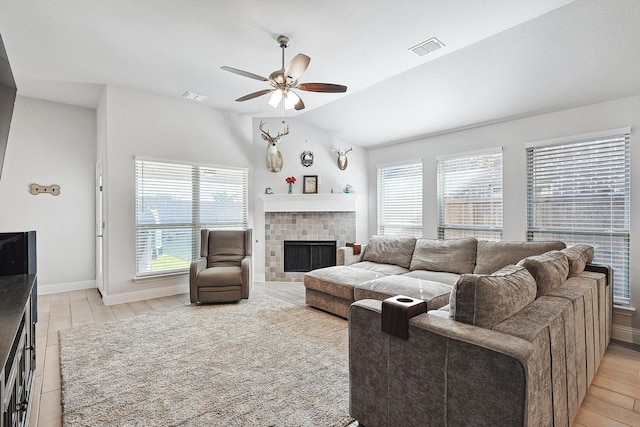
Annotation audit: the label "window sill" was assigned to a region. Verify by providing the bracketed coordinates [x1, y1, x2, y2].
[613, 304, 636, 316]
[133, 270, 188, 283]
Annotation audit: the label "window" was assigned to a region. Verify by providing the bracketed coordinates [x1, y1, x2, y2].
[135, 159, 248, 277]
[377, 162, 422, 237]
[526, 128, 630, 304]
[437, 150, 503, 241]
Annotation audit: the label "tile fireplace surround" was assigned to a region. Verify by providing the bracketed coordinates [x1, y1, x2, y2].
[259, 194, 357, 282]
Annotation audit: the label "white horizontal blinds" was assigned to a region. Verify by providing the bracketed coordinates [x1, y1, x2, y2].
[526, 131, 630, 303]
[135, 159, 248, 277]
[437, 151, 503, 241]
[198, 167, 248, 229]
[377, 162, 422, 237]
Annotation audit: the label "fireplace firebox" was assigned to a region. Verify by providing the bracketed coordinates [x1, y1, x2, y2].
[284, 240, 336, 272]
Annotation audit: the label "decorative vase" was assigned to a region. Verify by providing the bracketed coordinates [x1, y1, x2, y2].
[288, 182, 293, 194]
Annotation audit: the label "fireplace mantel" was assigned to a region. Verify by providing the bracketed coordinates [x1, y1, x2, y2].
[258, 193, 357, 212]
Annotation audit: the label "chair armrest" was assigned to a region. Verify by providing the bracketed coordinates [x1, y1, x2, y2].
[189, 258, 206, 303]
[241, 255, 252, 298]
[337, 246, 365, 266]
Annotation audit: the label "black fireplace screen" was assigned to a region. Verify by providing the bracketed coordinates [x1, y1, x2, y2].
[283, 240, 337, 272]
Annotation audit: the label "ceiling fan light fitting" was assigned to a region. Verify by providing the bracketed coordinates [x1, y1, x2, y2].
[268, 90, 283, 108]
[283, 91, 300, 110]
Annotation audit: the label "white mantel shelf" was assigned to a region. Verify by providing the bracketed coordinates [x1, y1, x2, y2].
[258, 193, 358, 212]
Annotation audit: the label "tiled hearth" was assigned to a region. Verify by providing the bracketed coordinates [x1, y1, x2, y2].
[265, 211, 356, 281]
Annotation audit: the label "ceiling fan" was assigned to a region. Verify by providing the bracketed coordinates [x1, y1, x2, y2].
[221, 35, 347, 111]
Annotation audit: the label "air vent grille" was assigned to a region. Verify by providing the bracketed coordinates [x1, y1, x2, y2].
[409, 37, 445, 57]
[182, 91, 207, 102]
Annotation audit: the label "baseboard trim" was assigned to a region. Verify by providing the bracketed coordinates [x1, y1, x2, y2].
[101, 283, 189, 306]
[612, 324, 640, 345]
[38, 280, 96, 295]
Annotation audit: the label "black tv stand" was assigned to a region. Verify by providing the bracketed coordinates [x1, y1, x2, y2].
[0, 274, 37, 427]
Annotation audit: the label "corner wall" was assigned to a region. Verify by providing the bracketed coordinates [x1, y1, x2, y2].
[99, 86, 253, 304]
[0, 96, 96, 292]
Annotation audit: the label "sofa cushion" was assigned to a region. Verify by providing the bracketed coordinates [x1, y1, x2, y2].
[450, 265, 537, 329]
[561, 245, 595, 277]
[473, 240, 566, 274]
[354, 275, 452, 308]
[350, 261, 410, 275]
[409, 238, 477, 274]
[401, 270, 461, 286]
[304, 266, 384, 300]
[427, 303, 451, 319]
[362, 236, 416, 269]
[518, 250, 569, 297]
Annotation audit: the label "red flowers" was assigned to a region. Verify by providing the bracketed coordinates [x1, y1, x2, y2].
[285, 176, 296, 183]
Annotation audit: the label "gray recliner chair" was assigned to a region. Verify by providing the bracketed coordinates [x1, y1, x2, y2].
[189, 229, 252, 303]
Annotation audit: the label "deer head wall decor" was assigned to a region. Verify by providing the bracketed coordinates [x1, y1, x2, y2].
[259, 120, 289, 172]
[331, 146, 353, 170]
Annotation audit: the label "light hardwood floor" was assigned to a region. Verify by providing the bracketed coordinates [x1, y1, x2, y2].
[28, 282, 640, 427]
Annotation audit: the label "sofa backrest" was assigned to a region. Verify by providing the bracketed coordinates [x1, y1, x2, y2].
[473, 240, 566, 274]
[362, 236, 416, 269]
[410, 237, 477, 274]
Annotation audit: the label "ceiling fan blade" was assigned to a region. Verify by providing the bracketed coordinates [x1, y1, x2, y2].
[297, 82, 347, 93]
[294, 96, 305, 110]
[221, 66, 268, 82]
[235, 89, 274, 102]
[284, 53, 310, 81]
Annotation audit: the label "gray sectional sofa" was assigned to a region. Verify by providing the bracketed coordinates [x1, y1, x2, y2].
[304, 236, 567, 318]
[303, 236, 612, 426]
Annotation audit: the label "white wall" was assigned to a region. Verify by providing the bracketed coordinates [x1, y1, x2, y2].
[0, 96, 96, 292]
[368, 95, 640, 341]
[250, 117, 368, 280]
[99, 85, 253, 304]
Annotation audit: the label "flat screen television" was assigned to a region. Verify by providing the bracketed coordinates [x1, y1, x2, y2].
[0, 33, 17, 182]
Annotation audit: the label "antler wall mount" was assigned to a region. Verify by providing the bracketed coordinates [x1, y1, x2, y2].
[331, 146, 353, 170]
[259, 120, 288, 172]
[221, 35, 347, 111]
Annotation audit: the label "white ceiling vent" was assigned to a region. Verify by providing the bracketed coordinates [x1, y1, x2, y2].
[409, 37, 445, 57]
[182, 91, 207, 102]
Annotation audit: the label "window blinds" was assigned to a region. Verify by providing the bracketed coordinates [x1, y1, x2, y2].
[377, 162, 422, 237]
[135, 159, 248, 277]
[437, 150, 503, 241]
[526, 130, 630, 303]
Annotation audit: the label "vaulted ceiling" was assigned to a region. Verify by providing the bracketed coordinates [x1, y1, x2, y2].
[0, 0, 638, 147]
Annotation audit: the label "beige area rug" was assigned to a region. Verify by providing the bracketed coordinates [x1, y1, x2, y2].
[59, 293, 353, 427]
